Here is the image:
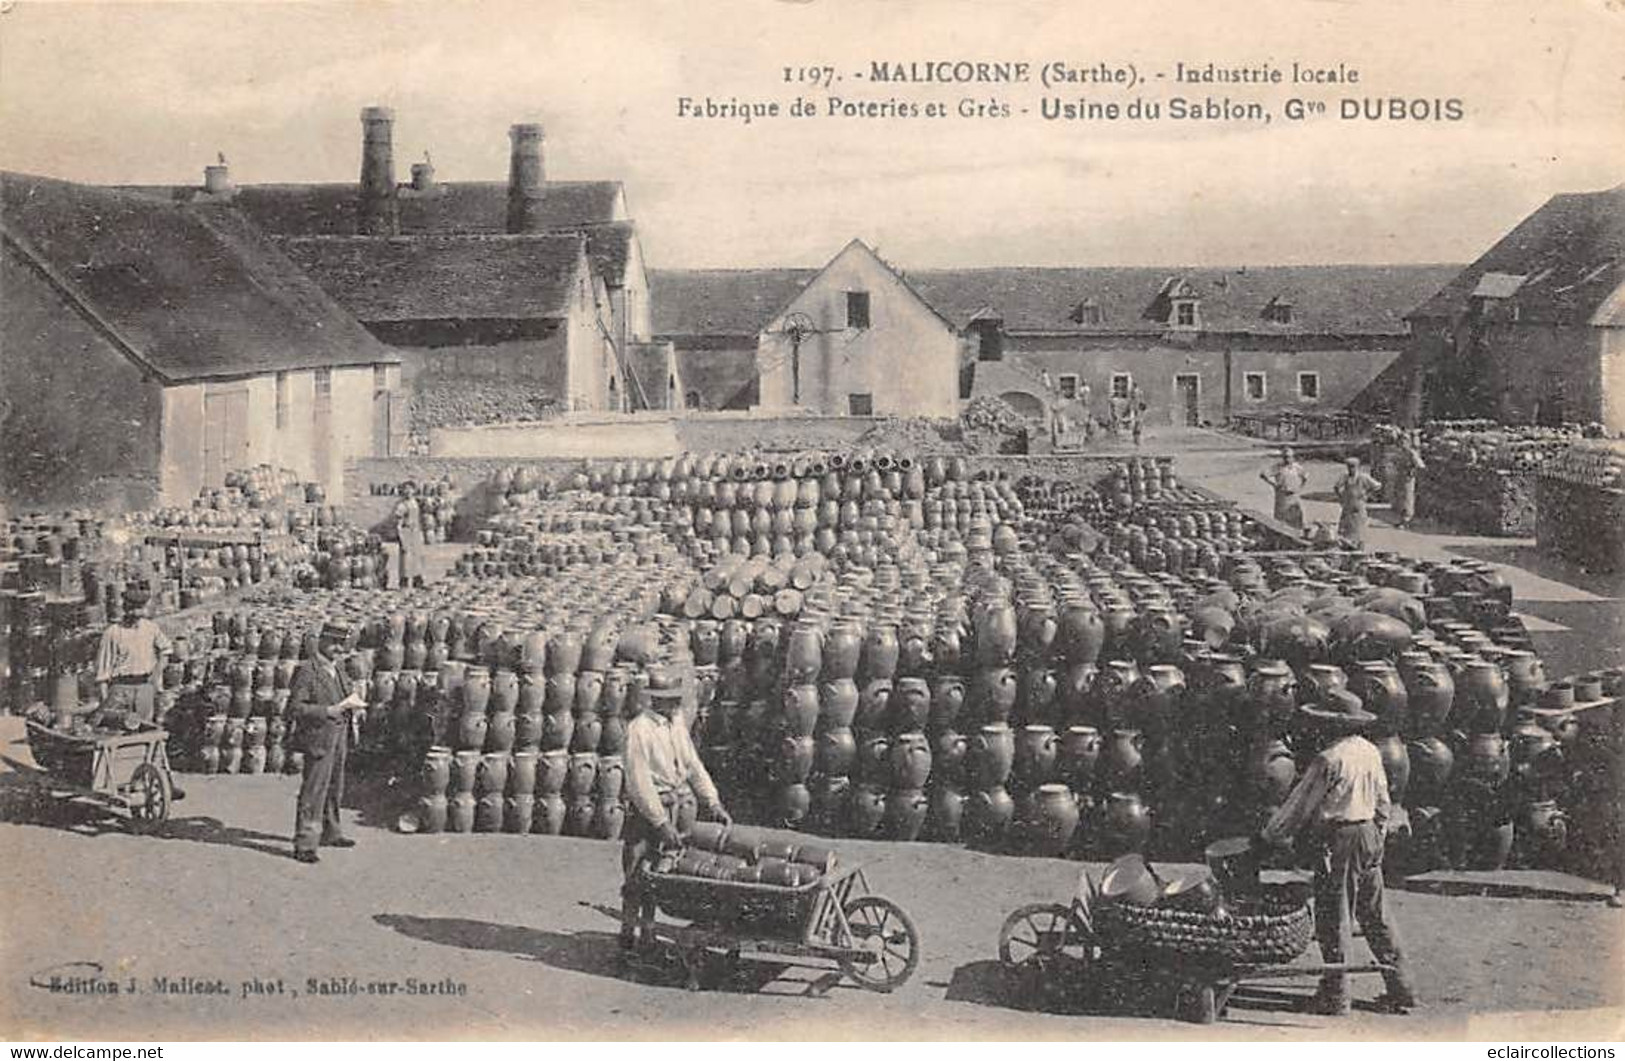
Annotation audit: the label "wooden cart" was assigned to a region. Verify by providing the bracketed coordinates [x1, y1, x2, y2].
[23, 720, 174, 833]
[619, 860, 920, 994]
[996, 868, 1393, 1023]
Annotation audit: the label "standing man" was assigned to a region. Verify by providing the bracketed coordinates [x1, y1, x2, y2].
[1078, 382, 1094, 442]
[1257, 690, 1416, 1015]
[92, 586, 169, 726]
[1390, 430, 1427, 529]
[289, 620, 365, 863]
[394, 482, 426, 589]
[620, 677, 731, 952]
[1334, 456, 1382, 549]
[1260, 446, 1308, 530]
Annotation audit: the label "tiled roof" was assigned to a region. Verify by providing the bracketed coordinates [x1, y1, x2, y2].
[652, 264, 1458, 339]
[1409, 185, 1625, 325]
[1, 171, 396, 382]
[650, 268, 816, 336]
[907, 265, 1459, 336]
[278, 234, 585, 322]
[120, 180, 624, 237]
[577, 222, 637, 288]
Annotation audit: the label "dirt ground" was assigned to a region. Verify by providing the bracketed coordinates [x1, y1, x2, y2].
[3, 429, 1623, 1042]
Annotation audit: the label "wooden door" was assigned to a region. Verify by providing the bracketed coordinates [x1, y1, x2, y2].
[1176, 374, 1201, 426]
[203, 388, 250, 487]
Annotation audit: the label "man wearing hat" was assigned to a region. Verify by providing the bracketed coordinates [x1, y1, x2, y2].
[1259, 446, 1307, 530]
[620, 674, 731, 952]
[288, 620, 366, 863]
[92, 586, 170, 727]
[1258, 688, 1416, 1015]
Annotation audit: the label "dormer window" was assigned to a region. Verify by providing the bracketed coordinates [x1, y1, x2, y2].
[1071, 299, 1105, 326]
[1263, 297, 1294, 325]
[1175, 301, 1197, 328]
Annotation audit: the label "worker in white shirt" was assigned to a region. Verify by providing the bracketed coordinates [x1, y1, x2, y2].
[620, 675, 731, 952]
[1258, 689, 1416, 1016]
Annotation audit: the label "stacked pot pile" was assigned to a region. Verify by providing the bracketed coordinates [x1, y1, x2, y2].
[1414, 423, 1582, 536]
[451, 502, 676, 580]
[1536, 439, 1625, 575]
[1096, 457, 1181, 511]
[411, 616, 696, 839]
[662, 553, 829, 621]
[369, 479, 454, 544]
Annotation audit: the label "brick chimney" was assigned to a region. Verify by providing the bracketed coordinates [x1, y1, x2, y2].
[506, 122, 546, 233]
[203, 152, 234, 197]
[358, 105, 399, 235]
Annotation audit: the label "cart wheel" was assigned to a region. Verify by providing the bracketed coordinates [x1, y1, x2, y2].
[838, 895, 920, 993]
[997, 903, 1091, 979]
[127, 764, 171, 834]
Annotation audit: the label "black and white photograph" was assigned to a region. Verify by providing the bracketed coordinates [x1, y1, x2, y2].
[1, 0, 1622, 1045]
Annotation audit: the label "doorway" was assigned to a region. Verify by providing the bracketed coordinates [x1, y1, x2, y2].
[203, 386, 250, 487]
[1175, 374, 1201, 426]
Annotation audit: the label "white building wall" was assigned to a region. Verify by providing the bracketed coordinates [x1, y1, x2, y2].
[757, 241, 960, 418]
[159, 383, 205, 504]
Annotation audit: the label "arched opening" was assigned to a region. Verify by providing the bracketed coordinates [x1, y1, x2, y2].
[998, 390, 1047, 421]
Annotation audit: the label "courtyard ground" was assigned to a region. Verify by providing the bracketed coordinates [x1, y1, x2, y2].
[3, 429, 1622, 1041]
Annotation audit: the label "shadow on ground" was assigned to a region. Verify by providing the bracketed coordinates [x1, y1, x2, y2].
[1448, 543, 1625, 599]
[373, 913, 798, 995]
[1392, 875, 1618, 904]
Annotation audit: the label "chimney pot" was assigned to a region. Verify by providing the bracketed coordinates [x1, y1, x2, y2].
[203, 163, 233, 196]
[410, 160, 435, 192]
[506, 121, 547, 233]
[358, 105, 399, 235]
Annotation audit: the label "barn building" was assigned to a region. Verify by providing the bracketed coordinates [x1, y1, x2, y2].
[1399, 183, 1625, 431]
[1, 172, 401, 511]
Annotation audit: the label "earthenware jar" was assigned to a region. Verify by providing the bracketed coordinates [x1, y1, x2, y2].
[848, 783, 888, 837]
[1373, 732, 1410, 804]
[1032, 783, 1081, 856]
[971, 723, 1016, 788]
[819, 678, 859, 729]
[1101, 728, 1145, 792]
[1101, 791, 1153, 855]
[1405, 735, 1454, 806]
[929, 784, 968, 842]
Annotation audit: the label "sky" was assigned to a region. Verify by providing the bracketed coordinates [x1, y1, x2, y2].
[1, 0, 1622, 269]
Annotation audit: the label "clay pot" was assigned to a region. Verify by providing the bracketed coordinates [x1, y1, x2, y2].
[1101, 728, 1145, 792]
[1350, 661, 1408, 733]
[819, 679, 860, 729]
[537, 750, 568, 795]
[566, 751, 598, 797]
[785, 621, 823, 684]
[822, 622, 863, 680]
[1406, 735, 1454, 805]
[1458, 660, 1510, 732]
[456, 704, 489, 752]
[929, 784, 969, 842]
[1299, 663, 1348, 706]
[533, 793, 567, 835]
[1502, 651, 1549, 709]
[890, 731, 934, 790]
[574, 669, 605, 715]
[1032, 783, 1081, 856]
[777, 734, 815, 784]
[1093, 659, 1142, 729]
[929, 674, 967, 730]
[776, 783, 812, 827]
[509, 749, 538, 796]
[1400, 656, 1455, 734]
[448, 793, 476, 833]
[892, 677, 932, 732]
[565, 796, 596, 837]
[1057, 603, 1106, 664]
[811, 775, 852, 832]
[847, 783, 889, 837]
[1248, 736, 1298, 805]
[884, 787, 929, 841]
[571, 711, 603, 753]
[462, 667, 492, 717]
[1015, 724, 1060, 784]
[855, 733, 892, 784]
[1463, 731, 1511, 786]
[1059, 725, 1103, 789]
[514, 709, 545, 750]
[1245, 661, 1298, 732]
[1100, 791, 1153, 855]
[418, 794, 448, 834]
[974, 601, 1019, 666]
[1519, 799, 1568, 868]
[817, 726, 858, 775]
[596, 755, 625, 801]
[966, 785, 1015, 842]
[474, 752, 510, 798]
[970, 666, 1019, 724]
[486, 711, 516, 753]
[545, 672, 578, 716]
[783, 684, 821, 736]
[1371, 733, 1409, 803]
[971, 723, 1016, 788]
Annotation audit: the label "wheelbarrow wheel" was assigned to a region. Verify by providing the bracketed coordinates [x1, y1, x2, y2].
[127, 763, 171, 834]
[838, 895, 919, 993]
[998, 903, 1091, 977]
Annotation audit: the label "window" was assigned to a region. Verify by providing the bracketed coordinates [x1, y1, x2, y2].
[848, 393, 874, 415]
[1111, 373, 1132, 400]
[1264, 300, 1294, 325]
[1071, 300, 1104, 326]
[1297, 372, 1321, 401]
[1175, 302, 1197, 327]
[846, 291, 871, 329]
[275, 372, 289, 429]
[1057, 374, 1079, 400]
[314, 368, 331, 398]
[1244, 371, 1267, 402]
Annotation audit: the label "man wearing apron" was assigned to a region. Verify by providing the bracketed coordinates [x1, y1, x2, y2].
[1335, 457, 1382, 549]
[620, 677, 731, 952]
[1259, 446, 1308, 530]
[93, 586, 169, 726]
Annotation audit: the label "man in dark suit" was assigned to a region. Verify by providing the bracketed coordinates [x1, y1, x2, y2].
[289, 621, 365, 863]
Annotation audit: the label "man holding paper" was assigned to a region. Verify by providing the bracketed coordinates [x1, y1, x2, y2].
[289, 620, 366, 863]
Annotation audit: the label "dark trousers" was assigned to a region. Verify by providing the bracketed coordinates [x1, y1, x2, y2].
[620, 799, 679, 944]
[294, 730, 348, 853]
[1313, 821, 1412, 1002]
[96, 681, 155, 725]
